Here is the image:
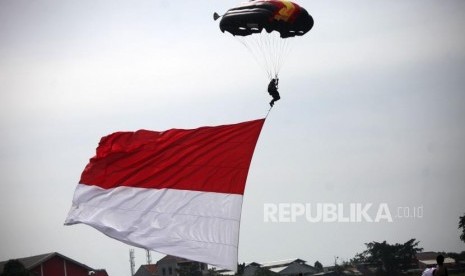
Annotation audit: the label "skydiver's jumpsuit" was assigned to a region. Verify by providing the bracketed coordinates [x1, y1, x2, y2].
[268, 79, 280, 107]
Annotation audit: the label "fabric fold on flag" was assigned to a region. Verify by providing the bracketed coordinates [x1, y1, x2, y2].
[65, 118, 265, 271]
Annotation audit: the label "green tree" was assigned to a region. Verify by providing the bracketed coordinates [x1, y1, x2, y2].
[314, 261, 323, 272]
[177, 262, 203, 276]
[236, 263, 245, 276]
[206, 267, 219, 276]
[459, 213, 465, 243]
[352, 238, 422, 275]
[1, 260, 29, 276]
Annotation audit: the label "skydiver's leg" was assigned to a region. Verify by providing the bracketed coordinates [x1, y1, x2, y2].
[272, 92, 280, 103]
[274, 93, 280, 101]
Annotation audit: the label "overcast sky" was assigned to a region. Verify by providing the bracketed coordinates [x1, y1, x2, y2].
[1, 1, 465, 275]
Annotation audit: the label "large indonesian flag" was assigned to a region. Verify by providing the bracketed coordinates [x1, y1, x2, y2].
[64, 119, 265, 271]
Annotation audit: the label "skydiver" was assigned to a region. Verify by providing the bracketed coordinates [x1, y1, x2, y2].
[267, 78, 280, 107]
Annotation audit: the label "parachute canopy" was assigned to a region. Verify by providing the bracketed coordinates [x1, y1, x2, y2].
[215, 0, 314, 79]
[219, 0, 314, 38]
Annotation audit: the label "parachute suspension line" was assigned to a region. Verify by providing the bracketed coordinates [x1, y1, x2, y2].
[234, 31, 293, 80]
[253, 33, 273, 79]
[262, 31, 293, 80]
[275, 36, 283, 76]
[234, 36, 267, 78]
[271, 32, 280, 78]
[274, 36, 292, 79]
[259, 31, 275, 79]
[267, 32, 278, 79]
[279, 37, 293, 76]
[260, 32, 274, 79]
[264, 31, 279, 79]
[236, 35, 271, 79]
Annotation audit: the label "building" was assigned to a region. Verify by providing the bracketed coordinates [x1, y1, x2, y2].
[240, 262, 277, 276]
[217, 258, 318, 276]
[134, 264, 158, 276]
[0, 252, 108, 276]
[260, 259, 318, 276]
[135, 255, 209, 276]
[416, 252, 455, 269]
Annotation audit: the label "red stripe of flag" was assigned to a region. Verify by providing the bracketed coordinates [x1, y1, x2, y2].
[80, 119, 265, 195]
